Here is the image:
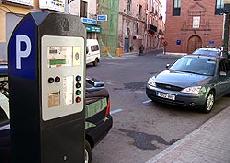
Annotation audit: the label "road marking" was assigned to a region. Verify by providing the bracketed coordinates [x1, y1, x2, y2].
[142, 100, 152, 104]
[110, 109, 123, 115]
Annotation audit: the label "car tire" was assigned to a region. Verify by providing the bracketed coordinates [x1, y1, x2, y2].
[93, 59, 98, 66]
[85, 140, 92, 163]
[202, 91, 215, 113]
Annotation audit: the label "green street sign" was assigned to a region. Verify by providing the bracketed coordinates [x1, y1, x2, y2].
[86, 25, 101, 33]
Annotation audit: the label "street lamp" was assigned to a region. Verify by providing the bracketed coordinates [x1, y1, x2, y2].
[223, 0, 230, 58]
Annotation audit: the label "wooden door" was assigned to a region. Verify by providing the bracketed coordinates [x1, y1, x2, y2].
[187, 35, 202, 54]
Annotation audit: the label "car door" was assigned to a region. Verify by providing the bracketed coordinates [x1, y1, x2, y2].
[224, 60, 230, 95]
[217, 59, 230, 96]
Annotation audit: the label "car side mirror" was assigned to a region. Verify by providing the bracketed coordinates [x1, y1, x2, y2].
[220, 71, 227, 76]
[166, 64, 171, 69]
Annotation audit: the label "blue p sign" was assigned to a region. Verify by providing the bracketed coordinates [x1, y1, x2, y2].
[16, 35, 32, 69]
[8, 15, 36, 80]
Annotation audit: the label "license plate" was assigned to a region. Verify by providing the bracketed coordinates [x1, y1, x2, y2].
[157, 92, 175, 100]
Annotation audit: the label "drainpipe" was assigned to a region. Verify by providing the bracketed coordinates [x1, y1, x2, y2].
[223, 0, 230, 59]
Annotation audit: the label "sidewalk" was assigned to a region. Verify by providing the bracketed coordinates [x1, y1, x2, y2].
[120, 48, 164, 57]
[146, 106, 230, 163]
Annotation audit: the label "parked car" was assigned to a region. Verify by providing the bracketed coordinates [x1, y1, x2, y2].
[192, 48, 222, 57]
[86, 39, 101, 66]
[146, 53, 230, 113]
[0, 66, 113, 163]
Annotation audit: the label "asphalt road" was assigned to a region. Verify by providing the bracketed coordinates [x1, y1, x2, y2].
[86, 53, 230, 163]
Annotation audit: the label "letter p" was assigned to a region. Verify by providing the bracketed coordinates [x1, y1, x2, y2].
[16, 35, 32, 69]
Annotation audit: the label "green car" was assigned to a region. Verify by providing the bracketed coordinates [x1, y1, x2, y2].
[146, 53, 230, 113]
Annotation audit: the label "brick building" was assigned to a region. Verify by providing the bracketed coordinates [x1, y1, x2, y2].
[165, 0, 224, 54]
[117, 0, 165, 54]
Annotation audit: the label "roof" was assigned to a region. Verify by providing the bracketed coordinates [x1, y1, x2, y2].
[196, 48, 221, 52]
[192, 48, 222, 58]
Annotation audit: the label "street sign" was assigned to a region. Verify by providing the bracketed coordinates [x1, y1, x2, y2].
[2, 0, 33, 6]
[97, 15, 108, 22]
[176, 40, 181, 45]
[86, 25, 101, 33]
[39, 0, 65, 12]
[81, 17, 97, 25]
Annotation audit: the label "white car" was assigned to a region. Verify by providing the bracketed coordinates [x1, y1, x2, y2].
[192, 48, 222, 57]
[86, 39, 100, 66]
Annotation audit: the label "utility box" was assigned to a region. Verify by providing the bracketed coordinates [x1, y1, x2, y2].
[8, 12, 86, 163]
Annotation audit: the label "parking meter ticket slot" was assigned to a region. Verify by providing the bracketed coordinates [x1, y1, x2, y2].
[48, 92, 60, 108]
[48, 47, 73, 68]
[63, 76, 74, 105]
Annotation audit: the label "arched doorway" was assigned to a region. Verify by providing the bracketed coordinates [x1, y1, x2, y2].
[187, 35, 202, 54]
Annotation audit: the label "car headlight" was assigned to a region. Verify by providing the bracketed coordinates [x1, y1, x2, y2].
[148, 77, 156, 87]
[181, 86, 202, 95]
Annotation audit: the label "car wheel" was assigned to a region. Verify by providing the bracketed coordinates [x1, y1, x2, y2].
[85, 140, 92, 163]
[203, 91, 215, 113]
[93, 59, 98, 66]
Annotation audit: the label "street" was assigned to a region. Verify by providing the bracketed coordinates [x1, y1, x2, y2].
[87, 53, 230, 163]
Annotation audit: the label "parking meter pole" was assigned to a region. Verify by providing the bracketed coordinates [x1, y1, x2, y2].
[8, 12, 86, 163]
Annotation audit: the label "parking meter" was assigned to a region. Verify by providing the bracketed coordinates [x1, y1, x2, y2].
[8, 12, 86, 163]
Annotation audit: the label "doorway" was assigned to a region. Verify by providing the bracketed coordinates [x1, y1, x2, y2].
[187, 35, 202, 54]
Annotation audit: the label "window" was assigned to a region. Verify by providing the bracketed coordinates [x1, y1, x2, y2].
[80, 0, 88, 18]
[127, 0, 132, 13]
[173, 0, 181, 16]
[91, 45, 99, 52]
[139, 5, 142, 16]
[215, 0, 224, 15]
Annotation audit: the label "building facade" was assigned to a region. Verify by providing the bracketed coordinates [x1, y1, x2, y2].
[0, 0, 71, 62]
[69, 0, 100, 39]
[97, 0, 119, 56]
[145, 0, 164, 52]
[165, 0, 224, 54]
[0, 0, 40, 62]
[118, 0, 147, 53]
[117, 0, 165, 54]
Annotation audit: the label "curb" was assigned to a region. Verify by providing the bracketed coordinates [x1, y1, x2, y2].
[145, 106, 230, 163]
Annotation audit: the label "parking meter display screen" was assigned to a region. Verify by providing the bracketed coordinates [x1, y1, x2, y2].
[48, 47, 72, 68]
[47, 46, 81, 68]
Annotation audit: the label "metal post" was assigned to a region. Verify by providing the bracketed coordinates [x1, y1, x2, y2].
[223, 13, 230, 58]
[223, 0, 230, 58]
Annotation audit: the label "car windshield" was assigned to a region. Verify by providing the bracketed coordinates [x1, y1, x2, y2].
[193, 49, 220, 57]
[170, 57, 216, 76]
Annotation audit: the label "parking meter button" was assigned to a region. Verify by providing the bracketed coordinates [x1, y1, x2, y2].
[76, 83, 81, 88]
[76, 75, 81, 81]
[48, 77, 54, 83]
[55, 76, 60, 82]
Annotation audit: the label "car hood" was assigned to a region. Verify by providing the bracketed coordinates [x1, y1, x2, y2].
[155, 70, 212, 88]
